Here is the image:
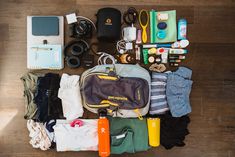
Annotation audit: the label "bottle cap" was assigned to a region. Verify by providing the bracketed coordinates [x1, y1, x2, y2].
[155, 58, 161, 63]
[148, 47, 157, 54]
[98, 108, 107, 117]
[157, 30, 166, 39]
[180, 55, 186, 59]
[148, 56, 155, 63]
[158, 48, 164, 53]
[170, 63, 179, 66]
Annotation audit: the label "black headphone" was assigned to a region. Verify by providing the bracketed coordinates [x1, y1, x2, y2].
[64, 40, 89, 68]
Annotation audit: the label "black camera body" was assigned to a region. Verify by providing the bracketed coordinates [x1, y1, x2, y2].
[69, 20, 92, 39]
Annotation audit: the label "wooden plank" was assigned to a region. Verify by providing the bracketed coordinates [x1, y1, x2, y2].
[188, 23, 235, 43]
[76, 0, 235, 7]
[0, 24, 9, 41]
[194, 6, 235, 24]
[0, 0, 235, 156]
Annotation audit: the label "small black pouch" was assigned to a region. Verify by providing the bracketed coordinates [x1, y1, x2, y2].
[96, 8, 121, 42]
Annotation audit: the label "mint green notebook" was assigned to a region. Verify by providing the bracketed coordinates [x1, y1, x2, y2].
[150, 10, 177, 43]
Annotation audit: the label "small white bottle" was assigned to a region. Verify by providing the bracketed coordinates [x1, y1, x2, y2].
[169, 49, 187, 54]
[171, 40, 189, 48]
[161, 52, 168, 63]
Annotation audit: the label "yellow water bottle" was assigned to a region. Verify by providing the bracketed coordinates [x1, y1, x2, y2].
[147, 118, 160, 147]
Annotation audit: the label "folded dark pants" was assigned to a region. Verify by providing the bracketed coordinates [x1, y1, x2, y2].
[158, 112, 190, 149]
[34, 73, 64, 122]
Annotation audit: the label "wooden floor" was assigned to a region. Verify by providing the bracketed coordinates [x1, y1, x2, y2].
[0, 0, 235, 157]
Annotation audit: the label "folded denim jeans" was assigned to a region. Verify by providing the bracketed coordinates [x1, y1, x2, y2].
[166, 67, 193, 117]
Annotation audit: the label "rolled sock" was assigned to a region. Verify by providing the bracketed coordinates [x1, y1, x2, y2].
[58, 73, 84, 120]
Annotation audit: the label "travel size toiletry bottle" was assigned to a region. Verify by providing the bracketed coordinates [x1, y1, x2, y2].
[98, 109, 110, 157]
[169, 49, 187, 54]
[178, 19, 187, 40]
[143, 49, 149, 64]
[147, 118, 160, 147]
[171, 39, 189, 48]
[161, 52, 168, 63]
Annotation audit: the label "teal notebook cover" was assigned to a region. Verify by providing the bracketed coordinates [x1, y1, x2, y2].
[32, 17, 59, 36]
[27, 44, 63, 69]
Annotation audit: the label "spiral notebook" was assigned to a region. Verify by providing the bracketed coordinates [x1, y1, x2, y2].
[27, 16, 64, 69]
[27, 44, 63, 69]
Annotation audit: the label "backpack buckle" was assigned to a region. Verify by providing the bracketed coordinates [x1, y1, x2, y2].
[106, 66, 117, 77]
[134, 109, 143, 120]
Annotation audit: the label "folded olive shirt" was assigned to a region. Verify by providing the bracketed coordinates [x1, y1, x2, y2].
[21, 72, 44, 120]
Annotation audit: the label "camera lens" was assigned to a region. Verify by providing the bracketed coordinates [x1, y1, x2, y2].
[75, 21, 88, 35]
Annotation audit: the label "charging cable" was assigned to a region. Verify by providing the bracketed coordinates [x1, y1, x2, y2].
[66, 13, 96, 30]
[116, 40, 126, 54]
[116, 40, 133, 54]
[76, 15, 97, 30]
[123, 7, 138, 25]
[90, 43, 116, 65]
[97, 52, 116, 65]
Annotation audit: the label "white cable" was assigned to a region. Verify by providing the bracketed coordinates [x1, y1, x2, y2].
[76, 15, 96, 31]
[116, 39, 133, 54]
[116, 40, 127, 54]
[96, 52, 116, 65]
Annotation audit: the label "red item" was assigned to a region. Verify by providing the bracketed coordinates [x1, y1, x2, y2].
[70, 119, 84, 127]
[159, 48, 164, 53]
[98, 117, 110, 157]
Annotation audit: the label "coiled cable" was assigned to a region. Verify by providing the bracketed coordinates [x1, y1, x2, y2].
[123, 7, 138, 25]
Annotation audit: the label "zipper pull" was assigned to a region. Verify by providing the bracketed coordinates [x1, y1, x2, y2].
[134, 109, 143, 120]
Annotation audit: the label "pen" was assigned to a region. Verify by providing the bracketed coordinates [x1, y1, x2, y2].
[31, 47, 53, 51]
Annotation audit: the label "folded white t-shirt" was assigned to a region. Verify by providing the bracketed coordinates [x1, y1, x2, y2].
[53, 119, 98, 152]
[58, 73, 84, 120]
